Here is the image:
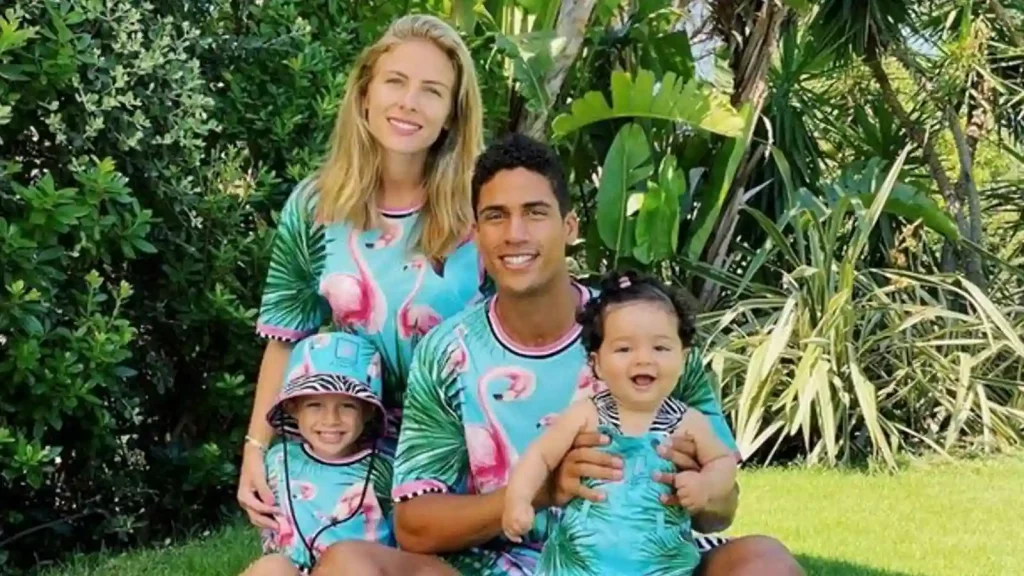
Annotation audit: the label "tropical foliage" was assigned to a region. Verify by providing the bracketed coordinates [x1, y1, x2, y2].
[1, 0, 1022, 571]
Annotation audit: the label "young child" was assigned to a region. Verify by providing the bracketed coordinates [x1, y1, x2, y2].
[502, 271, 738, 576]
[247, 331, 394, 575]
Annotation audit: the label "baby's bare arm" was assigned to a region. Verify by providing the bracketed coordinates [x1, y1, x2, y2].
[677, 410, 737, 501]
[505, 401, 595, 509]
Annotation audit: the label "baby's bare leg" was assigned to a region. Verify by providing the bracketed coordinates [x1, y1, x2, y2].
[311, 541, 458, 576]
[240, 553, 300, 576]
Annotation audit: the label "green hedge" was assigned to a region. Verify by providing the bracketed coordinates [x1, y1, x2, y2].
[0, 1, 508, 571]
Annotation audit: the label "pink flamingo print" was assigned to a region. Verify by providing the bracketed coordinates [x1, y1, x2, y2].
[293, 481, 317, 501]
[364, 218, 403, 249]
[273, 490, 297, 549]
[398, 256, 442, 339]
[443, 325, 470, 376]
[317, 482, 383, 542]
[320, 229, 387, 333]
[537, 366, 606, 428]
[467, 367, 536, 494]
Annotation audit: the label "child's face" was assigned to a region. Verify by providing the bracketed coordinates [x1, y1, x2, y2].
[290, 394, 367, 459]
[591, 300, 686, 411]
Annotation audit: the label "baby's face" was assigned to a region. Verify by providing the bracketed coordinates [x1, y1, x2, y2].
[592, 301, 685, 412]
[290, 394, 367, 459]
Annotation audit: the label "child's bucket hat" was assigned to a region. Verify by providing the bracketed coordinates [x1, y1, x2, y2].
[267, 331, 385, 432]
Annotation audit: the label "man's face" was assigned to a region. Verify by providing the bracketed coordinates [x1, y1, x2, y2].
[474, 167, 577, 298]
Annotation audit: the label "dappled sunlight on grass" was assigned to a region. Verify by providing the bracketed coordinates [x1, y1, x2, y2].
[45, 453, 1023, 576]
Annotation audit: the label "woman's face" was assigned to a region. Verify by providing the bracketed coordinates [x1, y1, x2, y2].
[364, 38, 457, 163]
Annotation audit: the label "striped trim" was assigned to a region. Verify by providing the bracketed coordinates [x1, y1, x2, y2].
[300, 443, 373, 466]
[379, 204, 422, 218]
[392, 479, 449, 503]
[694, 533, 731, 553]
[267, 374, 384, 430]
[486, 282, 590, 358]
[593, 390, 688, 434]
[256, 323, 313, 342]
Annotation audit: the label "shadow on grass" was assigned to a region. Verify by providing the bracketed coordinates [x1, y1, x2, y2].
[797, 555, 919, 576]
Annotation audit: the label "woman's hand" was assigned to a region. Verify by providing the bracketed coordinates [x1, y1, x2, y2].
[236, 443, 280, 530]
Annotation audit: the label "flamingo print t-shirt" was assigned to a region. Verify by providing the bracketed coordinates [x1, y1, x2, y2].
[392, 283, 739, 576]
[262, 442, 394, 570]
[256, 179, 483, 440]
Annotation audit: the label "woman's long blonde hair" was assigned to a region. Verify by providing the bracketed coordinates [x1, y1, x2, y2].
[315, 14, 483, 260]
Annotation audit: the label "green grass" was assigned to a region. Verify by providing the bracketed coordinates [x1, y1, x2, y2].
[43, 453, 1024, 576]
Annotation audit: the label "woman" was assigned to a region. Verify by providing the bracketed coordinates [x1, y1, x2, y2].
[238, 14, 482, 575]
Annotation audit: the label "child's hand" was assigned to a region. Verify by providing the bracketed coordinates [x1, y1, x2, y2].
[672, 470, 709, 514]
[502, 502, 535, 543]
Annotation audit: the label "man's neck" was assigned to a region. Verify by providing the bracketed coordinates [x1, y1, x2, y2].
[379, 150, 427, 209]
[493, 274, 579, 349]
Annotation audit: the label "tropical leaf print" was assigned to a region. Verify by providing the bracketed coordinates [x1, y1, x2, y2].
[538, 513, 599, 576]
[442, 548, 507, 576]
[260, 182, 329, 334]
[394, 331, 469, 489]
[640, 529, 699, 576]
[368, 456, 394, 519]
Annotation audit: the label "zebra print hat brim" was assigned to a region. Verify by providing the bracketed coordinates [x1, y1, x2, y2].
[266, 373, 385, 431]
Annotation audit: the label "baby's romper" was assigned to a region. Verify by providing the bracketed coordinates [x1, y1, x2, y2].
[537, 390, 701, 576]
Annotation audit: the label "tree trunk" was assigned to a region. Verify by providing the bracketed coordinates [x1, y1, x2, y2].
[988, 0, 1023, 47]
[516, 0, 599, 139]
[699, 0, 787, 308]
[883, 44, 987, 286]
[947, 107, 988, 290]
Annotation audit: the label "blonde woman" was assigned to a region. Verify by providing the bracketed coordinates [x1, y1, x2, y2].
[238, 14, 481, 575]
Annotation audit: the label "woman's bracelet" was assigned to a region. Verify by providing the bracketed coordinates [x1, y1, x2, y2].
[244, 435, 267, 453]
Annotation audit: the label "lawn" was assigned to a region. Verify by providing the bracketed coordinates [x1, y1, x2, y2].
[44, 453, 1023, 576]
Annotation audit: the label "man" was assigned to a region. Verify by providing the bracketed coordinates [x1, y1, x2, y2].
[313, 134, 803, 575]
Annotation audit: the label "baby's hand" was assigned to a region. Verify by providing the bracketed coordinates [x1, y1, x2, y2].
[673, 470, 709, 514]
[502, 502, 535, 543]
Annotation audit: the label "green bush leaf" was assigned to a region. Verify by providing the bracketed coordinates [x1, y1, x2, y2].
[595, 123, 652, 259]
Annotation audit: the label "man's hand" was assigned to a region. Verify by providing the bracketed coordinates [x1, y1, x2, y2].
[550, 431, 623, 507]
[654, 431, 701, 505]
[654, 431, 739, 532]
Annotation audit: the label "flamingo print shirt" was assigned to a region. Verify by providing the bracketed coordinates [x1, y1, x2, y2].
[262, 442, 395, 570]
[256, 179, 483, 439]
[392, 283, 739, 576]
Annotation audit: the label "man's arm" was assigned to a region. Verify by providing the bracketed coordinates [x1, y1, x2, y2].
[391, 327, 540, 554]
[395, 489, 507, 553]
[665, 348, 742, 531]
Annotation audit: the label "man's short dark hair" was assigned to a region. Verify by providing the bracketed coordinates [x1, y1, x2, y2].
[471, 132, 571, 216]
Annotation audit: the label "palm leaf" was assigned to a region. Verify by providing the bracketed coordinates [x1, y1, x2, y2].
[551, 69, 745, 138]
[641, 529, 700, 576]
[369, 456, 394, 519]
[395, 338, 468, 487]
[538, 513, 599, 576]
[260, 184, 328, 330]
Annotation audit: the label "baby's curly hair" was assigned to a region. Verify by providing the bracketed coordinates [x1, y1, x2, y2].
[577, 269, 696, 354]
